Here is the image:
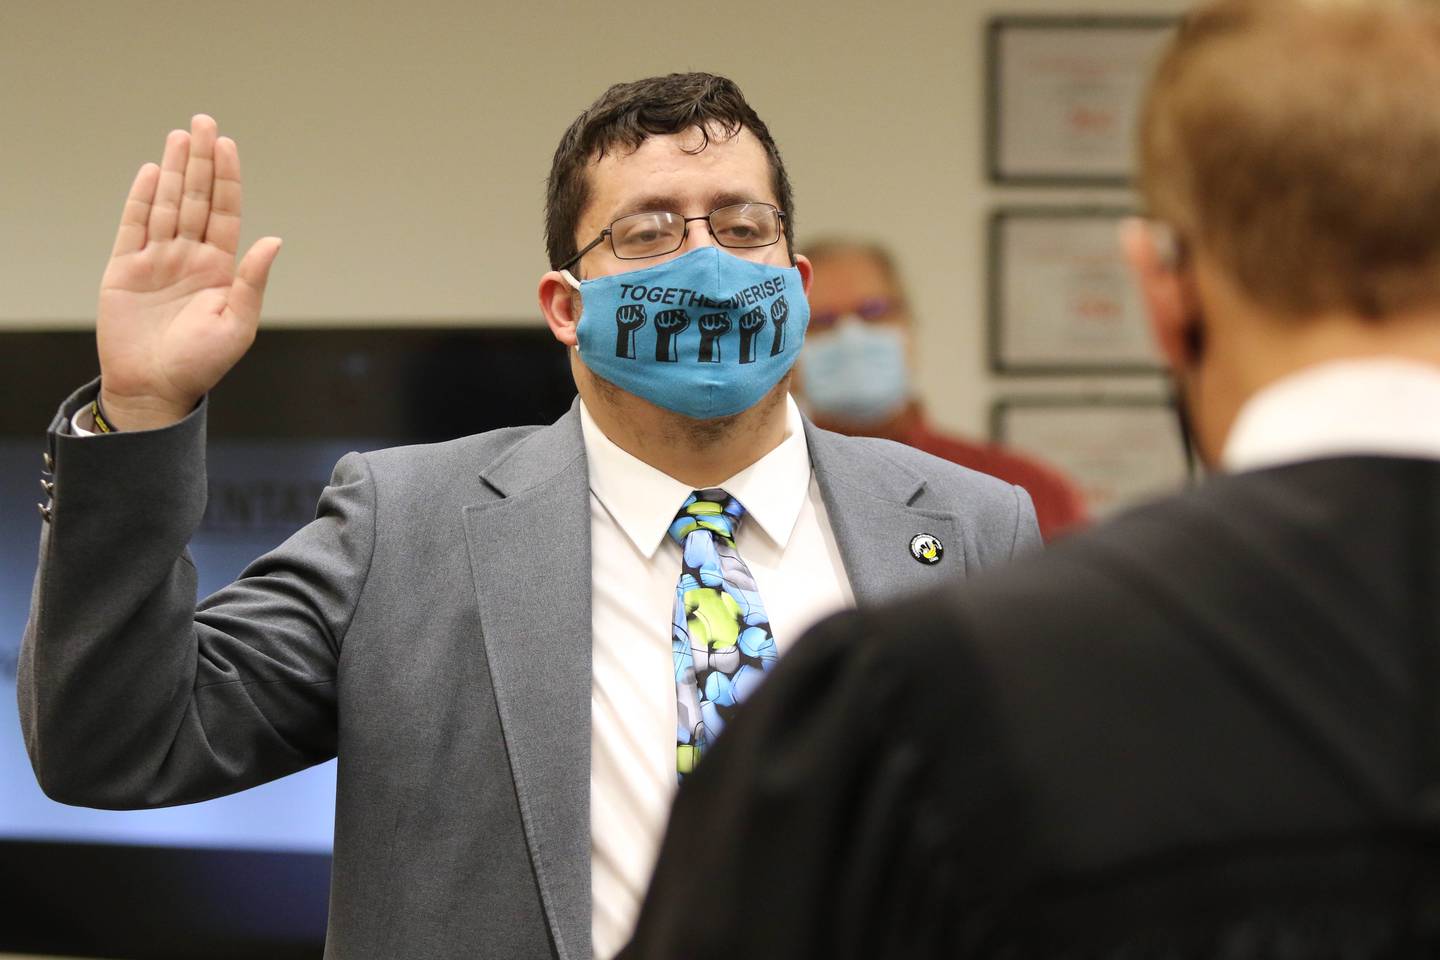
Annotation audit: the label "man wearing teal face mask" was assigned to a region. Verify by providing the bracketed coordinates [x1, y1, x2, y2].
[22, 74, 1039, 959]
[798, 239, 1089, 541]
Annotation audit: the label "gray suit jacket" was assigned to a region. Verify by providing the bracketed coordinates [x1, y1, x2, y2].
[20, 384, 1039, 960]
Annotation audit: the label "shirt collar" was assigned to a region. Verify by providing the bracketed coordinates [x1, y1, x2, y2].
[579, 395, 813, 559]
[1222, 358, 1440, 472]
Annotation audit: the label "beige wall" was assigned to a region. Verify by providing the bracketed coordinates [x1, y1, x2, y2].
[2, 0, 1187, 436]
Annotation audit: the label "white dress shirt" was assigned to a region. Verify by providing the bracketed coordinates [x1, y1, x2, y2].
[1222, 358, 1440, 471]
[582, 394, 854, 959]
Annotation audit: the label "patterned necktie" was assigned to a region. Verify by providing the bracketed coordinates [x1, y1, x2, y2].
[668, 488, 778, 779]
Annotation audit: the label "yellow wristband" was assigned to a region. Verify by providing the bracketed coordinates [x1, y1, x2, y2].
[91, 399, 117, 434]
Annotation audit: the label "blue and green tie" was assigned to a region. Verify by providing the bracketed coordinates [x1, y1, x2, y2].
[668, 488, 778, 779]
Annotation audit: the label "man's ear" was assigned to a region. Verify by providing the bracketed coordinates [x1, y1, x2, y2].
[538, 271, 581, 348]
[794, 253, 813, 296]
[1120, 219, 1190, 372]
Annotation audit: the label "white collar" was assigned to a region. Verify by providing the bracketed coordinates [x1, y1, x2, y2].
[579, 395, 813, 558]
[1222, 358, 1440, 472]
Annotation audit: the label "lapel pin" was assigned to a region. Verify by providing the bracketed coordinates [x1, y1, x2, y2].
[909, 533, 943, 565]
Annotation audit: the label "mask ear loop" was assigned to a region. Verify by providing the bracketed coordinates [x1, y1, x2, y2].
[560, 270, 584, 353]
[1171, 366, 1201, 484]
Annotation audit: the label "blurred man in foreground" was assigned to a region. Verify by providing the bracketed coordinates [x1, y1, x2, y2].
[799, 239, 1088, 539]
[622, 1, 1440, 956]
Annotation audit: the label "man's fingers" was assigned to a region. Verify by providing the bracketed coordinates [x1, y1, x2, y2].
[223, 236, 283, 329]
[205, 135, 243, 255]
[110, 162, 161, 258]
[177, 114, 218, 241]
[147, 129, 189, 242]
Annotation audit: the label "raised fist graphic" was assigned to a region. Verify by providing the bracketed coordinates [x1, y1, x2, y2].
[614, 304, 647, 359]
[769, 296, 790, 357]
[737, 306, 767, 365]
[653, 309, 691, 362]
[696, 313, 732, 363]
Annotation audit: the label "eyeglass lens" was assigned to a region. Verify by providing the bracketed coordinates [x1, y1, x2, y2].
[610, 203, 780, 260]
[809, 297, 905, 333]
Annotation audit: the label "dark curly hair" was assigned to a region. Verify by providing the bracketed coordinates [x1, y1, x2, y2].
[544, 73, 795, 271]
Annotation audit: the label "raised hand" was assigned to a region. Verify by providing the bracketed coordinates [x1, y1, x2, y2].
[653, 309, 691, 363]
[96, 114, 282, 430]
[737, 306, 766, 364]
[768, 296, 790, 357]
[696, 313, 731, 363]
[614, 304, 647, 359]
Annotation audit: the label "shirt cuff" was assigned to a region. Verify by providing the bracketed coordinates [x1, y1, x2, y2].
[70, 404, 98, 437]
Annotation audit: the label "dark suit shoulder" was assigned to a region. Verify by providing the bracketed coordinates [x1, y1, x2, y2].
[954, 454, 1438, 620]
[870, 457, 1437, 869]
[919, 457, 1439, 708]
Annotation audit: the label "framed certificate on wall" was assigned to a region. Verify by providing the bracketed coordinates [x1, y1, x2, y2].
[989, 207, 1161, 374]
[987, 16, 1177, 185]
[991, 395, 1189, 518]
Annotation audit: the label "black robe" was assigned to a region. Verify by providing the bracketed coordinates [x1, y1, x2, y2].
[621, 457, 1440, 959]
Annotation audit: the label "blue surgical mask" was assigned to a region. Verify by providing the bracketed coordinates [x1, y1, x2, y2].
[801, 320, 910, 422]
[564, 246, 808, 420]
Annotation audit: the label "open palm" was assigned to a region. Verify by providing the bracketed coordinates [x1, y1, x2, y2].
[97, 114, 281, 430]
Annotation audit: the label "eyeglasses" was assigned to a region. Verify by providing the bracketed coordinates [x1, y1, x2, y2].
[809, 296, 906, 333]
[559, 202, 786, 272]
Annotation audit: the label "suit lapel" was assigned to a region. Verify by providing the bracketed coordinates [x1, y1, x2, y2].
[464, 407, 592, 960]
[805, 421, 969, 607]
[460, 413, 969, 960]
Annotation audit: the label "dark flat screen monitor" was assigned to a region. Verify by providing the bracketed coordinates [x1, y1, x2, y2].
[0, 327, 575, 958]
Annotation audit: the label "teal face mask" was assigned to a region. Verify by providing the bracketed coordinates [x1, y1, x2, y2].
[564, 247, 808, 420]
[801, 321, 910, 422]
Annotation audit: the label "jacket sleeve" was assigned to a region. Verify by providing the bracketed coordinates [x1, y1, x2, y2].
[18, 382, 372, 809]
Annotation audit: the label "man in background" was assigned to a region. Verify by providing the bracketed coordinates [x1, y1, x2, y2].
[622, 1, 1440, 956]
[799, 239, 1087, 539]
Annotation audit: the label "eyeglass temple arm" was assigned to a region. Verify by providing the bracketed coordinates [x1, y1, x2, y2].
[773, 209, 796, 266]
[557, 230, 611, 274]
